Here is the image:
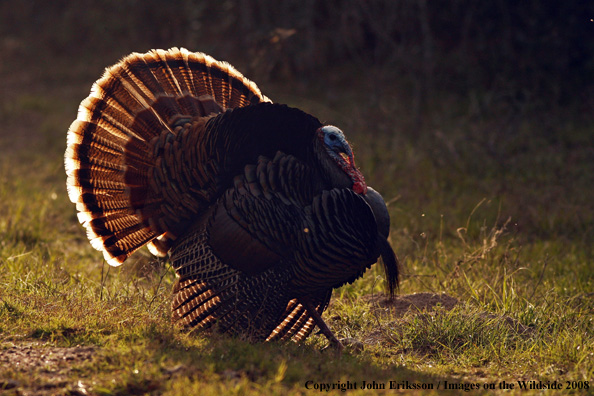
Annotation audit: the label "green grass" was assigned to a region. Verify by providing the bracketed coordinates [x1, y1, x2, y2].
[0, 63, 593, 395]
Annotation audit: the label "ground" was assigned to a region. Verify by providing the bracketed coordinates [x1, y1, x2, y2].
[0, 292, 533, 395]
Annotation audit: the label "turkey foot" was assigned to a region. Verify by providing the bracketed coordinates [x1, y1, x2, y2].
[301, 298, 344, 352]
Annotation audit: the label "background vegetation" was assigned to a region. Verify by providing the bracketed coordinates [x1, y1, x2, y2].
[0, 1, 592, 394]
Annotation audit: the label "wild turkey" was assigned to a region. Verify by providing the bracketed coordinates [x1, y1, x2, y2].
[65, 48, 398, 349]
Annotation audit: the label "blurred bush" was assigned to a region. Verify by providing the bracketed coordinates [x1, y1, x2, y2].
[2, 0, 592, 112]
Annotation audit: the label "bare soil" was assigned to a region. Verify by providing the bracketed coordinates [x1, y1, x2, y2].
[365, 292, 460, 317]
[0, 341, 94, 395]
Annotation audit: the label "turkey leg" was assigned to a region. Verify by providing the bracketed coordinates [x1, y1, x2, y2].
[301, 297, 344, 351]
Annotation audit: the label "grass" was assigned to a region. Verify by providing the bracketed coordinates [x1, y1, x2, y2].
[0, 53, 593, 395]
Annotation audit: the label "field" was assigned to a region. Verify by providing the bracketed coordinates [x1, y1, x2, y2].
[1, 3, 593, 395]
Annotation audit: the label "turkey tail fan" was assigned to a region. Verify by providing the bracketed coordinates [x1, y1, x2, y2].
[65, 48, 270, 266]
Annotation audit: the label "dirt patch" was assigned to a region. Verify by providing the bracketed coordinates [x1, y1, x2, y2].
[364, 292, 460, 317]
[0, 342, 95, 371]
[0, 342, 95, 395]
[359, 292, 533, 347]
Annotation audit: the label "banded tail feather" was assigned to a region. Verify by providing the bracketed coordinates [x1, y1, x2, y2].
[65, 48, 270, 266]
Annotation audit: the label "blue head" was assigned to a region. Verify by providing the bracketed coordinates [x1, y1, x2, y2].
[317, 126, 367, 194]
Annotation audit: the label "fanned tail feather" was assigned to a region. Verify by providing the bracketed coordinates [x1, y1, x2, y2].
[65, 48, 270, 266]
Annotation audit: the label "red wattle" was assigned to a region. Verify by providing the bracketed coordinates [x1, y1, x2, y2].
[353, 180, 367, 194]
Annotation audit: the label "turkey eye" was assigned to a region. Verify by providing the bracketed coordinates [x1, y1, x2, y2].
[328, 134, 337, 141]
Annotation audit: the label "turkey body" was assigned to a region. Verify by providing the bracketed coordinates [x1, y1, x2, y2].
[65, 48, 398, 347]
